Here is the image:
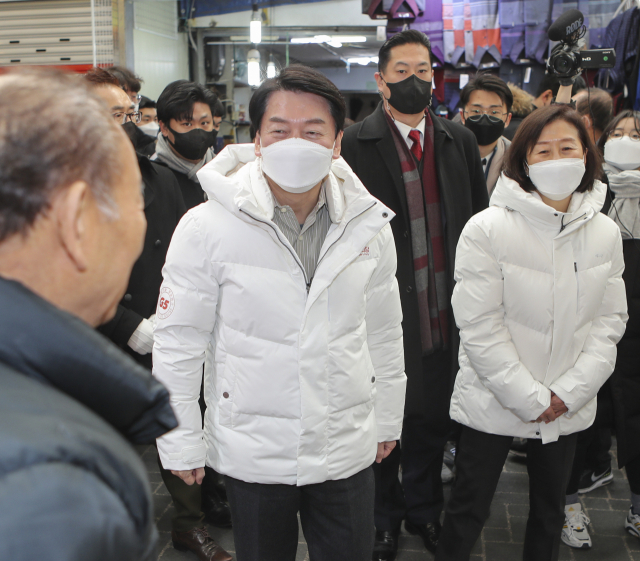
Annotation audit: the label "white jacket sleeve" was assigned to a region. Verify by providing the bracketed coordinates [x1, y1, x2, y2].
[366, 225, 406, 442]
[153, 212, 219, 471]
[452, 219, 551, 423]
[550, 233, 628, 416]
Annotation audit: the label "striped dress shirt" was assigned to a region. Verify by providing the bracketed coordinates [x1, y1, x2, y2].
[271, 183, 333, 283]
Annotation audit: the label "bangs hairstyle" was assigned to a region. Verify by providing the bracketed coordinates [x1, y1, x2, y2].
[157, 80, 219, 125]
[503, 104, 602, 194]
[249, 65, 345, 135]
[460, 73, 513, 113]
[597, 109, 640, 151]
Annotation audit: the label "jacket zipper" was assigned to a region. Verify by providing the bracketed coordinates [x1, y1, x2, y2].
[241, 200, 380, 293]
[314, 202, 378, 274]
[239, 208, 311, 292]
[559, 213, 586, 233]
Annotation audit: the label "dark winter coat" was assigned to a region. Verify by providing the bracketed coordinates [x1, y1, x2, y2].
[0, 277, 177, 561]
[341, 103, 488, 415]
[611, 239, 640, 467]
[98, 155, 186, 369]
[157, 163, 207, 211]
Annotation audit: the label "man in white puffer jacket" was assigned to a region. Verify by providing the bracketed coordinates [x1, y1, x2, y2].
[153, 66, 406, 561]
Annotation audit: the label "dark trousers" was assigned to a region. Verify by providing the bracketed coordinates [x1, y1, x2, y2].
[374, 349, 452, 530]
[436, 426, 577, 561]
[158, 455, 205, 532]
[565, 425, 612, 496]
[627, 455, 640, 495]
[224, 466, 375, 561]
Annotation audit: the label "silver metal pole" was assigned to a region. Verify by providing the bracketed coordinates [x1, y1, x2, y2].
[90, 0, 97, 67]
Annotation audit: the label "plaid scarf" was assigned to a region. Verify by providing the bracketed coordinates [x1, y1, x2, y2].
[385, 110, 449, 353]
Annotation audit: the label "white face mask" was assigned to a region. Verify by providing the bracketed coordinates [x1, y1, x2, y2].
[138, 122, 160, 138]
[526, 158, 586, 201]
[260, 137, 334, 193]
[604, 136, 640, 171]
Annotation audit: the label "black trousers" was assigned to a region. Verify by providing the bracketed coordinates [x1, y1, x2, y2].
[627, 455, 640, 495]
[374, 349, 452, 530]
[158, 456, 205, 532]
[436, 426, 577, 561]
[224, 466, 375, 561]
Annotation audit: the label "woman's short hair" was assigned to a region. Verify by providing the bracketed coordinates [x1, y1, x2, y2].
[503, 104, 603, 194]
[597, 109, 640, 151]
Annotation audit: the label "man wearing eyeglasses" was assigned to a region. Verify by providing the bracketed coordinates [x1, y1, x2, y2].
[459, 74, 513, 196]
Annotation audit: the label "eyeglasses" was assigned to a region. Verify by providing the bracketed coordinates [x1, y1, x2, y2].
[464, 108, 509, 121]
[112, 111, 142, 124]
[610, 130, 640, 141]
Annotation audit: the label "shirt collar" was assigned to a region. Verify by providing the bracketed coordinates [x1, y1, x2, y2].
[393, 115, 426, 142]
[272, 179, 328, 216]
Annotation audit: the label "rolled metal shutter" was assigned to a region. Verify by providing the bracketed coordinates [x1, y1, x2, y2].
[0, 0, 114, 68]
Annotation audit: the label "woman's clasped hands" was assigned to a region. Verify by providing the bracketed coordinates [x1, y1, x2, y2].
[535, 392, 569, 424]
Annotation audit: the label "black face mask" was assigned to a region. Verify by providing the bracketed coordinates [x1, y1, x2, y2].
[122, 121, 139, 149]
[464, 114, 505, 146]
[168, 126, 218, 161]
[382, 74, 432, 115]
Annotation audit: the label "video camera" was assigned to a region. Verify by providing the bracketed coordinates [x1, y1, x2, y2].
[546, 9, 616, 85]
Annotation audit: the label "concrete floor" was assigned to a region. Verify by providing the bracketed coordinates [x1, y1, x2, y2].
[136, 443, 640, 561]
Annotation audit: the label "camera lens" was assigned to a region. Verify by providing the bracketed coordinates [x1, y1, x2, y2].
[553, 53, 575, 76]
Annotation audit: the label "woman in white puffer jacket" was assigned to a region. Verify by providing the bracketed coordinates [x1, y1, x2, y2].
[435, 105, 628, 561]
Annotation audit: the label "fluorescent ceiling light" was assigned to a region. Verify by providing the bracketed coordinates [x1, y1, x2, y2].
[247, 49, 261, 86]
[347, 56, 379, 65]
[267, 61, 277, 78]
[250, 19, 261, 44]
[290, 35, 366, 47]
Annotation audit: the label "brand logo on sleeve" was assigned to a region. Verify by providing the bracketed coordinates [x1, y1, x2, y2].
[157, 287, 175, 319]
[359, 246, 370, 257]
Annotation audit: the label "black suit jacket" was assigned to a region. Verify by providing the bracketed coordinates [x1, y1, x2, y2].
[341, 103, 488, 414]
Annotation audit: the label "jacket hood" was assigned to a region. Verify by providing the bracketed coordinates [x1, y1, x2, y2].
[197, 143, 390, 224]
[0, 277, 177, 444]
[490, 174, 607, 235]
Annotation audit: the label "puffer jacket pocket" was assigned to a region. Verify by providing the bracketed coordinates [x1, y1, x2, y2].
[218, 355, 237, 428]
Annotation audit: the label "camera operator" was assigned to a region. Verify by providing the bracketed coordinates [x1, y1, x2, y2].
[546, 9, 615, 105]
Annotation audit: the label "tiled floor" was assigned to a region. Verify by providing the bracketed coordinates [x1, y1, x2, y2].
[136, 443, 640, 560]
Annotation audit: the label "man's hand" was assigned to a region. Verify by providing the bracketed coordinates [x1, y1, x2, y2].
[171, 467, 205, 486]
[376, 441, 396, 463]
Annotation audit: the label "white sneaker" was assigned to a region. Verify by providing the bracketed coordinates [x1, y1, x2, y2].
[625, 507, 640, 539]
[561, 503, 592, 549]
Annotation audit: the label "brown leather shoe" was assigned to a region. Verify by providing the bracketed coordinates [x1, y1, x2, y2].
[171, 527, 233, 561]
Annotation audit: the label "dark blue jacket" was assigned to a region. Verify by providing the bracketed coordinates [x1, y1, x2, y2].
[0, 277, 177, 560]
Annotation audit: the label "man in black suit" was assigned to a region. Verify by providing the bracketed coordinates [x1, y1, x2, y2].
[341, 30, 488, 561]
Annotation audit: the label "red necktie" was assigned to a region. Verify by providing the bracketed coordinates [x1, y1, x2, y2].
[408, 129, 423, 161]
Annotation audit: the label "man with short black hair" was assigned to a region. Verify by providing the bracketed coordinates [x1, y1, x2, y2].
[459, 73, 513, 195]
[137, 96, 160, 156]
[533, 73, 586, 108]
[154, 80, 220, 210]
[0, 68, 177, 561]
[153, 64, 406, 561]
[341, 29, 488, 561]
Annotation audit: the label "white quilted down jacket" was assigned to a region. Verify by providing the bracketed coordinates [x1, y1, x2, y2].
[153, 144, 406, 485]
[450, 174, 627, 444]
